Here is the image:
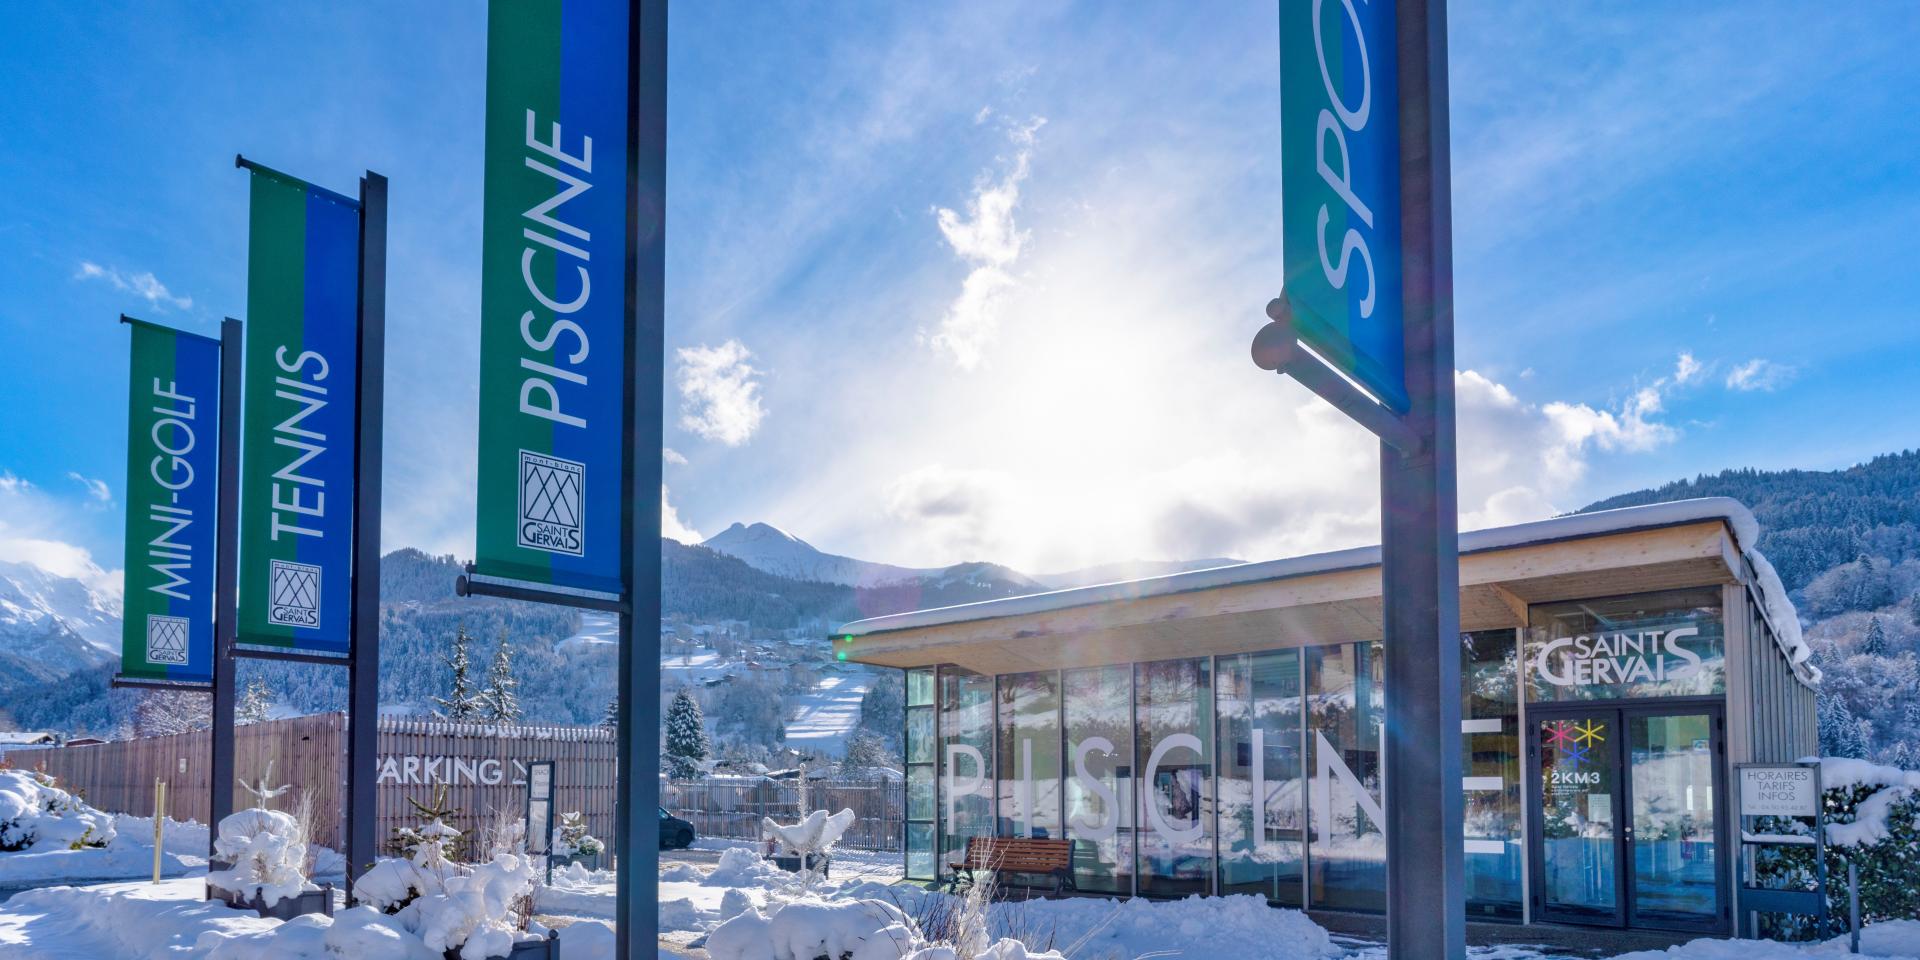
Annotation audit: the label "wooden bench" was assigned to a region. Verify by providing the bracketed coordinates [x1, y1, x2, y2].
[945, 836, 1076, 896]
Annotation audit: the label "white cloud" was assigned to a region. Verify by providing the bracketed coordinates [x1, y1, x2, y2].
[0, 473, 122, 600]
[661, 486, 702, 545]
[662, 447, 687, 466]
[1725, 358, 1796, 392]
[1673, 351, 1703, 385]
[675, 340, 767, 446]
[66, 472, 111, 505]
[929, 117, 1045, 369]
[74, 261, 193, 311]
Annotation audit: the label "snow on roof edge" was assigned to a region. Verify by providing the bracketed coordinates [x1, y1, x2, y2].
[836, 497, 1817, 689]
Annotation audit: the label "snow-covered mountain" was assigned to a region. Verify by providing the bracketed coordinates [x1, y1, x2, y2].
[702, 522, 937, 587]
[0, 560, 121, 658]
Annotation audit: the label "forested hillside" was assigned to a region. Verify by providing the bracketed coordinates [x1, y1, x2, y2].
[1578, 449, 1920, 764]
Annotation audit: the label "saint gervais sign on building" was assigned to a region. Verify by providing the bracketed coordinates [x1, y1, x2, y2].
[236, 164, 362, 654]
[472, 0, 630, 595]
[118, 318, 222, 684]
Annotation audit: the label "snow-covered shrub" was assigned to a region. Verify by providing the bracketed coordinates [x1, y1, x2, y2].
[552, 809, 602, 858]
[705, 895, 1065, 960]
[0, 770, 115, 852]
[1753, 757, 1920, 934]
[707, 845, 778, 886]
[360, 805, 546, 958]
[761, 808, 857, 891]
[208, 807, 312, 907]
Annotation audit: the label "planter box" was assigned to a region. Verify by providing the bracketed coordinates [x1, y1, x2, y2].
[769, 853, 830, 878]
[210, 881, 335, 922]
[443, 930, 558, 960]
[549, 850, 602, 872]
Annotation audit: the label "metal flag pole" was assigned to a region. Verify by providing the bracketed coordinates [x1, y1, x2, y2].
[209, 315, 244, 862]
[615, 0, 668, 954]
[346, 170, 389, 902]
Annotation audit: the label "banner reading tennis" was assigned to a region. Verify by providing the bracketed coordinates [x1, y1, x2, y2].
[236, 164, 361, 654]
[119, 319, 221, 683]
[472, 0, 630, 594]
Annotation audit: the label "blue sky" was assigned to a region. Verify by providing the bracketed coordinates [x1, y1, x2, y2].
[1, 2, 1915, 590]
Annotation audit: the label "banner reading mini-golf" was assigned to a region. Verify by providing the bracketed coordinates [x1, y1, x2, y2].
[1281, 0, 1407, 412]
[473, 0, 630, 594]
[237, 165, 360, 653]
[120, 319, 220, 683]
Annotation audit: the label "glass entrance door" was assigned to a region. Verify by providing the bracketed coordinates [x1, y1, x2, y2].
[1534, 710, 1624, 925]
[1529, 705, 1725, 931]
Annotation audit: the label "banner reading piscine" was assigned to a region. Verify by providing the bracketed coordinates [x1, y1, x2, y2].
[119, 319, 221, 683]
[472, 0, 630, 594]
[237, 164, 361, 653]
[1281, 0, 1406, 412]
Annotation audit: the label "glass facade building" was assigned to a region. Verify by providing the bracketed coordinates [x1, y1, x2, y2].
[875, 505, 1819, 932]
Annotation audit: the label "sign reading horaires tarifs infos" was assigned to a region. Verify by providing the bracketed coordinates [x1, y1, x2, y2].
[1280, 0, 1407, 412]
[473, 0, 630, 595]
[236, 166, 361, 654]
[1739, 764, 1820, 818]
[120, 319, 220, 683]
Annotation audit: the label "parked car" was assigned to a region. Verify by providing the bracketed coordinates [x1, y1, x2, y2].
[659, 807, 695, 849]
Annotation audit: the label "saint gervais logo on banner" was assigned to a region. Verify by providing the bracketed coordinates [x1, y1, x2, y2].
[237, 165, 361, 653]
[119, 319, 220, 683]
[1280, 0, 1407, 412]
[472, 0, 629, 594]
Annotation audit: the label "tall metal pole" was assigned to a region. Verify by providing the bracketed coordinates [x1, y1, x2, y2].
[208, 316, 244, 861]
[346, 170, 388, 901]
[615, 0, 667, 956]
[1381, 2, 1463, 959]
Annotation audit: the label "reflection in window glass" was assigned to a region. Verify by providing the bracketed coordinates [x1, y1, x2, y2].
[1135, 657, 1213, 896]
[1307, 641, 1385, 912]
[939, 667, 995, 879]
[1527, 589, 1725, 702]
[997, 672, 1062, 843]
[1462, 630, 1523, 920]
[1064, 665, 1133, 894]
[904, 667, 937, 881]
[1218, 650, 1305, 904]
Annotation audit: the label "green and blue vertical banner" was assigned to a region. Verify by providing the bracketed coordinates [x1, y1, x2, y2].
[1281, 0, 1406, 412]
[473, 0, 630, 594]
[120, 319, 220, 683]
[237, 165, 361, 653]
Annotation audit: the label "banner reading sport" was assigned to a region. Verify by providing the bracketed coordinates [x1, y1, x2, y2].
[1280, 0, 1407, 412]
[237, 164, 361, 654]
[473, 0, 630, 595]
[119, 319, 221, 683]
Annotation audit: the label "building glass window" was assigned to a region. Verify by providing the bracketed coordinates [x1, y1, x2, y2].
[904, 667, 937, 881]
[1526, 588, 1725, 703]
[1064, 665, 1133, 894]
[997, 671, 1063, 843]
[1217, 650, 1306, 905]
[938, 667, 995, 879]
[1135, 657, 1213, 896]
[1307, 641, 1386, 912]
[1462, 630, 1523, 920]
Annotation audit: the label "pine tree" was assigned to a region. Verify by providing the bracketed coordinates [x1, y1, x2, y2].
[236, 677, 275, 725]
[1818, 693, 1870, 759]
[1862, 616, 1890, 657]
[663, 690, 711, 780]
[433, 624, 481, 722]
[478, 635, 522, 722]
[601, 696, 619, 730]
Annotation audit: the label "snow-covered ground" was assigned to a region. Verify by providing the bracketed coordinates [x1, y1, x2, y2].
[782, 673, 869, 757]
[559, 611, 620, 653]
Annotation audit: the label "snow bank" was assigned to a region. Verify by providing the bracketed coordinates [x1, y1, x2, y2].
[1606, 920, 1920, 960]
[706, 897, 917, 960]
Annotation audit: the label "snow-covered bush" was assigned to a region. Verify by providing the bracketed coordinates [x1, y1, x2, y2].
[0, 770, 115, 852]
[359, 804, 546, 959]
[552, 809, 602, 858]
[207, 807, 311, 908]
[1753, 756, 1920, 933]
[761, 808, 857, 892]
